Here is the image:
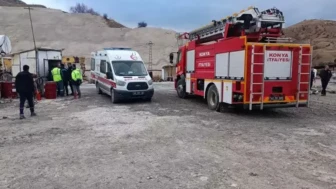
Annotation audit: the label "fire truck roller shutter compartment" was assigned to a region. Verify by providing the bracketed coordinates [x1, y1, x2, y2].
[264, 50, 292, 80]
[214, 53, 230, 103]
[228, 50, 245, 79]
[215, 53, 229, 78]
[186, 50, 195, 93]
[186, 50, 195, 72]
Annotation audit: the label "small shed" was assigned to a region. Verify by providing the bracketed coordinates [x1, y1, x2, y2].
[11, 48, 63, 77]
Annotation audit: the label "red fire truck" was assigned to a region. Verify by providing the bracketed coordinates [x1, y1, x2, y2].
[169, 6, 312, 111]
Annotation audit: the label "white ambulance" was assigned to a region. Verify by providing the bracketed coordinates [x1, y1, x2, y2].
[90, 47, 154, 103]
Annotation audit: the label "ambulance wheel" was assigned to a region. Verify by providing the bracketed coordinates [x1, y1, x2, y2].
[207, 85, 220, 112]
[110, 88, 119, 103]
[177, 79, 187, 99]
[96, 83, 102, 94]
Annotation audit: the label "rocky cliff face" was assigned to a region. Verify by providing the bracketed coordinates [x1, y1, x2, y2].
[284, 19, 336, 66]
[0, 0, 46, 8]
[0, 6, 178, 70]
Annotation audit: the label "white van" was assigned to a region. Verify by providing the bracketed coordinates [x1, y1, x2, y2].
[90, 47, 154, 103]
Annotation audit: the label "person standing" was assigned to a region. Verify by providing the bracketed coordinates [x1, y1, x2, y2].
[310, 67, 316, 92]
[61, 63, 71, 96]
[67, 63, 74, 96]
[15, 65, 37, 119]
[319, 65, 333, 96]
[51, 63, 64, 97]
[71, 64, 83, 99]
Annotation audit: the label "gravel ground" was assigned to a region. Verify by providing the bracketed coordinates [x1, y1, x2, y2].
[0, 82, 336, 189]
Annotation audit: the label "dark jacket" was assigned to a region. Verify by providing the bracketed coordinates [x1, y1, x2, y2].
[61, 68, 70, 82]
[68, 67, 74, 80]
[320, 69, 332, 82]
[15, 71, 35, 94]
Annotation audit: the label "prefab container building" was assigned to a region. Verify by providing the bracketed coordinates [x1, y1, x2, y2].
[11, 48, 63, 78]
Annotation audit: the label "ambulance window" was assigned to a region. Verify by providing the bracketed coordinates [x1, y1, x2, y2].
[91, 58, 95, 71]
[100, 60, 106, 73]
[107, 63, 112, 73]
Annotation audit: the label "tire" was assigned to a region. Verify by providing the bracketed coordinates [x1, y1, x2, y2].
[96, 83, 102, 94]
[110, 88, 119, 103]
[207, 85, 221, 112]
[176, 79, 187, 99]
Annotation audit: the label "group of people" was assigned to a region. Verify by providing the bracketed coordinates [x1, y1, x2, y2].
[15, 63, 83, 119]
[50, 63, 83, 99]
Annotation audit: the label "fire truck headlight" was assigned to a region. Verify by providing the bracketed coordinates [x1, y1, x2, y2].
[116, 79, 126, 86]
[148, 79, 153, 85]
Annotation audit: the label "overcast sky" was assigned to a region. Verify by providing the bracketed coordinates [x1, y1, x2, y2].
[24, 0, 336, 31]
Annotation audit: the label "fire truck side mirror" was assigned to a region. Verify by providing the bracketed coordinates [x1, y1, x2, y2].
[169, 53, 174, 64]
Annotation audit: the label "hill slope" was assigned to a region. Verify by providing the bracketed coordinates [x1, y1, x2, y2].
[0, 0, 26, 6]
[0, 0, 46, 8]
[284, 19, 336, 66]
[0, 6, 178, 70]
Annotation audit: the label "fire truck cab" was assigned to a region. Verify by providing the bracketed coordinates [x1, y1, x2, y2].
[170, 7, 312, 111]
[91, 48, 154, 103]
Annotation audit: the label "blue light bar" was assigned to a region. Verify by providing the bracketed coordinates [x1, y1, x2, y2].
[103, 47, 132, 50]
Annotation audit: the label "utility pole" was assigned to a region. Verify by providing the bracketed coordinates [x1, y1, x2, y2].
[146, 41, 154, 72]
[24, 6, 37, 52]
[24, 6, 38, 74]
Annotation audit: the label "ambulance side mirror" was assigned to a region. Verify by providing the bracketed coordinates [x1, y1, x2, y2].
[106, 72, 113, 80]
[169, 53, 174, 64]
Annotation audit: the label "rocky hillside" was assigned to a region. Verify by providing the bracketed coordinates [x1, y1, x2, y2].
[0, 0, 45, 8]
[0, 6, 177, 70]
[284, 19, 336, 67]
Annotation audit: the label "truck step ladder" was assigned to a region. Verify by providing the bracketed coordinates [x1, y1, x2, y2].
[249, 45, 266, 110]
[296, 45, 312, 108]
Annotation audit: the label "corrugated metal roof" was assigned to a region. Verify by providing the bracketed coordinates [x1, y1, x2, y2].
[11, 47, 63, 55]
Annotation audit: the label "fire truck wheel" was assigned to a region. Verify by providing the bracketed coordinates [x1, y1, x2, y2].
[207, 85, 220, 112]
[96, 83, 102, 94]
[177, 79, 187, 98]
[110, 88, 119, 103]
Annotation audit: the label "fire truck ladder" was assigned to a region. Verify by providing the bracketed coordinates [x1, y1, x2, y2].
[249, 45, 266, 110]
[296, 45, 311, 108]
[188, 20, 226, 42]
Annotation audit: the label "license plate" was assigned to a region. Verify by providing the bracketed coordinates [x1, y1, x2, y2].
[269, 95, 284, 101]
[133, 91, 144, 95]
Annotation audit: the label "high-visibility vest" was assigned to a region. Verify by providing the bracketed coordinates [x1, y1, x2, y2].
[71, 69, 83, 81]
[51, 67, 62, 82]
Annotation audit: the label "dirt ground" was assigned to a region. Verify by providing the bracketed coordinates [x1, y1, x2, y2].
[0, 82, 336, 189]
